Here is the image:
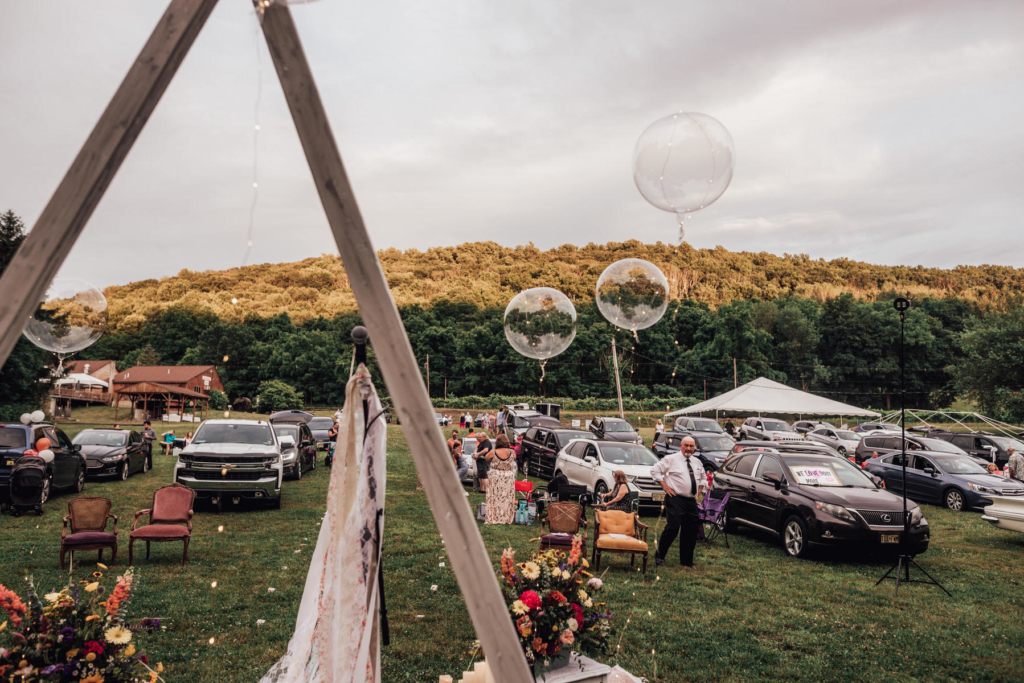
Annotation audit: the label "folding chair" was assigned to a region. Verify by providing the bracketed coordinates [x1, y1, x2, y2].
[698, 490, 730, 548]
[514, 480, 534, 502]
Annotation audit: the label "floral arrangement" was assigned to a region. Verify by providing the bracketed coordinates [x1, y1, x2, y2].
[497, 536, 614, 670]
[0, 565, 165, 682]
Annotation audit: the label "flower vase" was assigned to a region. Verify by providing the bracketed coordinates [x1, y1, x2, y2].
[532, 649, 571, 679]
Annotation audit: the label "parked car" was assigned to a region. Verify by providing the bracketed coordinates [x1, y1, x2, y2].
[72, 428, 150, 480]
[852, 422, 902, 434]
[740, 417, 803, 443]
[863, 451, 1024, 511]
[502, 407, 561, 443]
[929, 432, 1024, 469]
[793, 420, 834, 435]
[0, 421, 85, 506]
[854, 433, 971, 465]
[651, 431, 734, 471]
[174, 419, 284, 509]
[588, 416, 642, 444]
[731, 440, 846, 460]
[307, 416, 335, 450]
[520, 427, 595, 479]
[459, 437, 496, 485]
[804, 427, 862, 457]
[713, 449, 930, 558]
[269, 418, 318, 480]
[672, 417, 726, 435]
[474, 413, 488, 428]
[553, 440, 663, 506]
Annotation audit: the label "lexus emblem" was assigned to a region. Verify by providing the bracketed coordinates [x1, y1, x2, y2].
[881, 514, 892, 523]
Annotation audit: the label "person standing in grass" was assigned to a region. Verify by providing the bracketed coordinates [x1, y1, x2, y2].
[474, 432, 493, 493]
[484, 434, 516, 524]
[141, 421, 157, 457]
[650, 435, 705, 569]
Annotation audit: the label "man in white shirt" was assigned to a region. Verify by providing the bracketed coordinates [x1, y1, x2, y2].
[649, 436, 706, 568]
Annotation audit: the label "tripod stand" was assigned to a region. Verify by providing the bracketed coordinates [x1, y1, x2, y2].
[875, 296, 950, 598]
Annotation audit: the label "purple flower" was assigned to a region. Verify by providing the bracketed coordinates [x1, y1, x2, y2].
[41, 664, 64, 676]
[58, 626, 75, 642]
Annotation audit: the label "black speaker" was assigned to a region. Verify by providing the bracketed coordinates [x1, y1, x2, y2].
[534, 403, 561, 419]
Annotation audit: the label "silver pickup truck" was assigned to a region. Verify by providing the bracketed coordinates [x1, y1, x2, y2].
[173, 419, 284, 509]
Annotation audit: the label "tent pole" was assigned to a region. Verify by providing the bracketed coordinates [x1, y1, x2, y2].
[611, 338, 624, 420]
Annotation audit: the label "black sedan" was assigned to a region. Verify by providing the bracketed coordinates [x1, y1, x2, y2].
[713, 450, 929, 558]
[863, 451, 1024, 511]
[588, 416, 642, 444]
[72, 429, 150, 480]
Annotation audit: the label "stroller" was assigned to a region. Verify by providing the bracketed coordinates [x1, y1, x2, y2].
[697, 490, 730, 547]
[8, 456, 48, 516]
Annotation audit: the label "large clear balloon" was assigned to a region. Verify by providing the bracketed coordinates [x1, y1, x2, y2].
[23, 278, 108, 362]
[633, 112, 735, 240]
[596, 259, 669, 333]
[504, 288, 577, 377]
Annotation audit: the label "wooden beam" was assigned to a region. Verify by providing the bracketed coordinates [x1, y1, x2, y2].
[0, 0, 220, 369]
[257, 4, 532, 681]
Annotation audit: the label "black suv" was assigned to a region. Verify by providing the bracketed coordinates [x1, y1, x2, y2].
[854, 433, 971, 465]
[928, 432, 1023, 469]
[588, 416, 642, 444]
[0, 421, 86, 505]
[652, 431, 734, 471]
[521, 427, 595, 480]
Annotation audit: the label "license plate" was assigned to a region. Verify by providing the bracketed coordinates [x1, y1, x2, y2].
[652, 493, 665, 502]
[880, 533, 900, 544]
[5, 460, 13, 467]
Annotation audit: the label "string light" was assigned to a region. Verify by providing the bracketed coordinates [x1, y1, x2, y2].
[217, 525, 224, 533]
[241, 10, 264, 267]
[211, 581, 218, 588]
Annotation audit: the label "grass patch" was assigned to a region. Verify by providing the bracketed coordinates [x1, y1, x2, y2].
[2, 425, 1023, 682]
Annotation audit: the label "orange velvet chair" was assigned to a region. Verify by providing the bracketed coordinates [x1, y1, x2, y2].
[592, 509, 649, 575]
[129, 483, 195, 567]
[61, 498, 118, 569]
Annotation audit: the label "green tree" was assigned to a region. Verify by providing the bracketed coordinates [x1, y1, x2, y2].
[208, 389, 229, 411]
[951, 308, 1024, 421]
[257, 379, 303, 413]
[0, 209, 27, 271]
[137, 344, 161, 366]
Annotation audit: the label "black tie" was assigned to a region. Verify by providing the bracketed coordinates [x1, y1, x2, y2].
[683, 455, 697, 496]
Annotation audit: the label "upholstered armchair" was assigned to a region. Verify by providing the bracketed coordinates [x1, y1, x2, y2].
[129, 483, 195, 567]
[61, 498, 118, 569]
[539, 501, 587, 553]
[592, 509, 649, 575]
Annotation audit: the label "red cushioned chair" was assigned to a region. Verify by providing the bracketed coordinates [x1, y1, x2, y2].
[61, 498, 118, 569]
[129, 483, 195, 567]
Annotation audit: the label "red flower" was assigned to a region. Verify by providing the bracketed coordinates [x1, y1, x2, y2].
[519, 590, 542, 611]
[547, 590, 567, 605]
[571, 603, 584, 623]
[83, 641, 104, 656]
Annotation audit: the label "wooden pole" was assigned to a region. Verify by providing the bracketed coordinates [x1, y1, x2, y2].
[734, 357, 738, 388]
[611, 338, 624, 419]
[0, 0, 221, 369]
[257, 5, 531, 681]
[426, 354, 430, 397]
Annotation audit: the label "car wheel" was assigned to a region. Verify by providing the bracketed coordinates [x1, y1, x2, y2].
[271, 495, 282, 510]
[310, 454, 316, 471]
[944, 488, 964, 511]
[295, 463, 302, 481]
[40, 475, 51, 504]
[838, 446, 846, 456]
[120, 463, 129, 481]
[783, 516, 809, 558]
[73, 467, 85, 493]
[142, 455, 151, 473]
[595, 480, 608, 500]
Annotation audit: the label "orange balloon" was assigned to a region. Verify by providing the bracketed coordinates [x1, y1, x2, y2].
[35, 438, 51, 451]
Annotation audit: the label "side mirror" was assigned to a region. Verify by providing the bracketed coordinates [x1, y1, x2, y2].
[584, 456, 597, 465]
[73, 444, 82, 453]
[869, 474, 884, 488]
[922, 467, 935, 475]
[279, 436, 296, 448]
[763, 471, 784, 488]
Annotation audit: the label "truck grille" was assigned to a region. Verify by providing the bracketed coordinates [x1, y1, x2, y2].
[186, 454, 276, 465]
[187, 470, 265, 481]
[632, 476, 661, 491]
[855, 509, 906, 527]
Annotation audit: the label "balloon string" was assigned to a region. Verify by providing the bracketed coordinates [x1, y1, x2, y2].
[677, 215, 686, 244]
[539, 360, 546, 383]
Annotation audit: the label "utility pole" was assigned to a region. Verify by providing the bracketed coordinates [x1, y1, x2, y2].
[611, 338, 624, 419]
[704, 380, 707, 400]
[444, 378, 447, 400]
[733, 358, 737, 388]
[425, 354, 430, 396]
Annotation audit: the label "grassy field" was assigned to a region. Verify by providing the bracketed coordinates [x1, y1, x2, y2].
[2, 423, 1023, 682]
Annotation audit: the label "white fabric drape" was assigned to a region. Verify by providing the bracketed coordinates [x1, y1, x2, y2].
[262, 363, 387, 683]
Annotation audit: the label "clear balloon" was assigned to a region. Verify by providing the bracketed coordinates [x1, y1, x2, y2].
[596, 259, 669, 332]
[504, 288, 577, 361]
[23, 278, 108, 358]
[633, 112, 735, 239]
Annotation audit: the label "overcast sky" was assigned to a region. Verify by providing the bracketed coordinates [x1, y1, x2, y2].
[2, 0, 1022, 288]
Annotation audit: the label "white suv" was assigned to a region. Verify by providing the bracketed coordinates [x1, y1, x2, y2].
[174, 419, 284, 509]
[553, 439, 656, 505]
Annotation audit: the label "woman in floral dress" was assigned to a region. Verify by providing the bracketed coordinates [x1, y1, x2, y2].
[485, 434, 517, 524]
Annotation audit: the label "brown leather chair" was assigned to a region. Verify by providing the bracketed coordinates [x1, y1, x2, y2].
[592, 509, 649, 575]
[539, 501, 587, 553]
[61, 498, 118, 569]
[129, 483, 195, 567]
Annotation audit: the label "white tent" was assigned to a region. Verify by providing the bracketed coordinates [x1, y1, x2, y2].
[665, 377, 879, 419]
[55, 373, 109, 389]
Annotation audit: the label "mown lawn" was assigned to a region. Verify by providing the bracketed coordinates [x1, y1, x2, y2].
[2, 424, 1023, 682]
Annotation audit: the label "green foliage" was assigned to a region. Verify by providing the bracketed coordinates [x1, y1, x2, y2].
[429, 395, 698, 412]
[951, 306, 1024, 421]
[256, 379, 302, 413]
[0, 209, 26, 272]
[137, 344, 161, 366]
[208, 388, 229, 411]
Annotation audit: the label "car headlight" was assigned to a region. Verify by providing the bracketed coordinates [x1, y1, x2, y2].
[714, 457, 725, 463]
[968, 482, 996, 494]
[910, 506, 923, 525]
[283, 451, 296, 461]
[101, 456, 117, 463]
[815, 501, 856, 522]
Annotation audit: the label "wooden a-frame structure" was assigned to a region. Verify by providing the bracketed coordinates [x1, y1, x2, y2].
[0, 1, 532, 680]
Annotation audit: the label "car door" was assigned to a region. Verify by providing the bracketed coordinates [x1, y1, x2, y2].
[43, 427, 72, 487]
[877, 453, 911, 494]
[578, 443, 602, 491]
[905, 455, 940, 503]
[126, 431, 141, 472]
[717, 453, 760, 524]
[750, 455, 786, 530]
[558, 441, 584, 482]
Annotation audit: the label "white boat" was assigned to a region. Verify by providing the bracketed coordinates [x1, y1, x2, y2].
[982, 495, 1024, 534]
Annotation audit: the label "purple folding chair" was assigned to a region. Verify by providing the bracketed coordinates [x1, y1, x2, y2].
[698, 490, 730, 548]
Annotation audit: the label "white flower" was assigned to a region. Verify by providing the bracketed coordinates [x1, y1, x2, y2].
[567, 618, 579, 632]
[585, 599, 593, 608]
[44, 592, 60, 603]
[522, 562, 541, 580]
[267, 587, 276, 593]
[256, 619, 266, 626]
[511, 600, 529, 616]
[577, 589, 589, 602]
[104, 625, 133, 645]
[587, 577, 603, 590]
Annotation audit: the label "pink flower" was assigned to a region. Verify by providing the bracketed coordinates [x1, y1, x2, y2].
[519, 590, 542, 611]
[559, 629, 574, 645]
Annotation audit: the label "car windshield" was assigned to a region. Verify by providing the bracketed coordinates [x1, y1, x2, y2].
[691, 419, 723, 433]
[933, 456, 987, 475]
[273, 426, 299, 444]
[990, 437, 1024, 451]
[764, 421, 793, 432]
[783, 456, 875, 488]
[836, 431, 860, 440]
[696, 436, 735, 451]
[463, 439, 493, 456]
[557, 432, 596, 447]
[0, 427, 27, 449]
[194, 423, 274, 446]
[604, 421, 635, 433]
[599, 445, 658, 466]
[434, 413, 442, 419]
[308, 418, 334, 429]
[72, 431, 126, 447]
[914, 438, 965, 454]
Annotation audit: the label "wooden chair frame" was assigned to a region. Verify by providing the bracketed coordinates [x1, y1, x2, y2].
[129, 482, 195, 567]
[591, 510, 649, 576]
[61, 497, 118, 570]
[0, 3, 530, 679]
[539, 502, 587, 553]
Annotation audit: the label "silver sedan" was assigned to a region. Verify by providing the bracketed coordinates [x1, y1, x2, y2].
[804, 427, 862, 457]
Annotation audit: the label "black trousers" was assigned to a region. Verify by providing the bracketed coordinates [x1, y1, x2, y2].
[657, 495, 700, 566]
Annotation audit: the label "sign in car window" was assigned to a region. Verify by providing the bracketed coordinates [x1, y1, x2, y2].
[572, 420, 581, 427]
[790, 466, 841, 486]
